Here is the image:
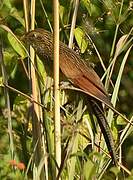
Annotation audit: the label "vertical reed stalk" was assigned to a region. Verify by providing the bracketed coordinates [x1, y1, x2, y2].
[69, 0, 79, 48]
[30, 1, 45, 179]
[53, 0, 61, 176]
[23, 0, 29, 32]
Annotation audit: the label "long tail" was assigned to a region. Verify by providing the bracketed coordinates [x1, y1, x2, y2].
[91, 100, 117, 165]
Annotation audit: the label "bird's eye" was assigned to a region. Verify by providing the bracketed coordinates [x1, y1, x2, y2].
[32, 33, 37, 38]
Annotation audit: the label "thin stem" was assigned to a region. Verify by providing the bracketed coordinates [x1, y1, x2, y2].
[0, 43, 14, 159]
[23, 0, 29, 32]
[53, 0, 61, 176]
[39, 0, 53, 32]
[68, 0, 79, 48]
[105, 24, 119, 90]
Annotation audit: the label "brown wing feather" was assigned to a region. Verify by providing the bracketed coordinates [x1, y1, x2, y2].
[71, 75, 112, 107]
[59, 42, 107, 96]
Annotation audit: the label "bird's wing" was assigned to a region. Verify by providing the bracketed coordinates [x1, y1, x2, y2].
[79, 59, 107, 95]
[60, 45, 108, 97]
[71, 74, 112, 108]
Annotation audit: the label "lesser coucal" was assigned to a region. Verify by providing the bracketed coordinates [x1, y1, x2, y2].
[23, 28, 117, 165]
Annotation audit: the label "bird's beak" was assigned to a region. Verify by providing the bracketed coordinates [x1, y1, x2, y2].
[21, 30, 31, 42]
[20, 34, 27, 42]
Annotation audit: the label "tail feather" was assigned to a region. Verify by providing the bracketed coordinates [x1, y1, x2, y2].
[91, 100, 117, 165]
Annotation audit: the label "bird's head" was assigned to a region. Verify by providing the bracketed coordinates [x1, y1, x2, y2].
[22, 29, 53, 58]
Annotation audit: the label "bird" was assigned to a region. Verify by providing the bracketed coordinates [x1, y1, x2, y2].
[23, 28, 117, 165]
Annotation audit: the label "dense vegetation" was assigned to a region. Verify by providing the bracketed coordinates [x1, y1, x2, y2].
[0, 0, 133, 179]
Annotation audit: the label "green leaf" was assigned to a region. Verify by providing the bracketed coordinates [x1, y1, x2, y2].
[3, 0, 12, 9]
[109, 166, 120, 176]
[3, 51, 18, 76]
[7, 32, 26, 58]
[114, 35, 128, 58]
[0, 77, 3, 87]
[68, 134, 79, 180]
[83, 159, 96, 180]
[74, 27, 88, 53]
[81, 0, 91, 15]
[10, 8, 25, 26]
[107, 45, 133, 124]
[36, 56, 47, 93]
[112, 124, 118, 141]
[59, 5, 65, 21]
[116, 115, 127, 125]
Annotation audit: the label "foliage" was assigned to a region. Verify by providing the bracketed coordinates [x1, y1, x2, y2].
[0, 0, 133, 179]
